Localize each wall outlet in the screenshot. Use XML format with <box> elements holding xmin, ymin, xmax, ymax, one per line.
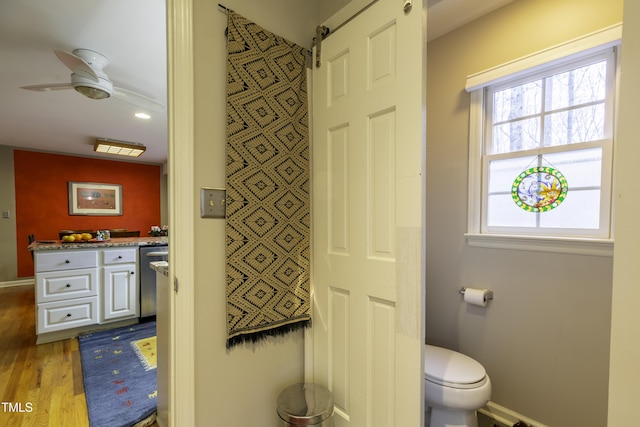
<box><xmin>200</xmin><ymin>188</ymin><xmax>226</xmax><ymax>218</ymax></box>
<box><xmin>1</xmin><ymin>210</ymin><xmax>10</xmax><ymax>219</ymax></box>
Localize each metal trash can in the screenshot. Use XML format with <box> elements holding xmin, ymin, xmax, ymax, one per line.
<box><xmin>277</xmin><ymin>383</ymin><xmax>334</xmax><ymax>426</ymax></box>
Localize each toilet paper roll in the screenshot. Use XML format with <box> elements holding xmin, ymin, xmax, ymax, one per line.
<box><xmin>464</xmin><ymin>288</ymin><xmax>489</xmax><ymax>307</ymax></box>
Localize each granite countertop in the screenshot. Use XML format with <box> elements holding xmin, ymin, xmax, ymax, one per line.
<box><xmin>150</xmin><ymin>260</ymin><xmax>169</xmax><ymax>276</ymax></box>
<box><xmin>28</xmin><ymin>236</ymin><xmax>168</xmax><ymax>251</ymax></box>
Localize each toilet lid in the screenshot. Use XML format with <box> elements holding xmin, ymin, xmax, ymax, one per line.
<box><xmin>424</xmin><ymin>345</ymin><xmax>487</xmax><ymax>388</ymax></box>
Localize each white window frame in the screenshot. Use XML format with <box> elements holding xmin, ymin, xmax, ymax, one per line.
<box><xmin>465</xmin><ymin>24</ymin><xmax>622</xmax><ymax>256</ymax></box>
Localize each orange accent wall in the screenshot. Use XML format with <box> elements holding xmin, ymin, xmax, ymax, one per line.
<box><xmin>14</xmin><ymin>150</ymin><xmax>162</xmax><ymax>277</ymax></box>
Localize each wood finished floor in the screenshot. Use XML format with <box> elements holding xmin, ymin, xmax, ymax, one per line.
<box><xmin>0</xmin><ymin>285</ymin><xmax>158</xmax><ymax>427</ymax></box>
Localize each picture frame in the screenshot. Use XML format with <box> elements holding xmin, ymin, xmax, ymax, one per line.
<box><xmin>68</xmin><ymin>182</ymin><xmax>123</xmax><ymax>216</ymax></box>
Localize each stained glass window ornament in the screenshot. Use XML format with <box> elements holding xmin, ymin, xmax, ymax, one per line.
<box><xmin>511</xmin><ymin>166</ymin><xmax>568</xmax><ymax>212</ymax></box>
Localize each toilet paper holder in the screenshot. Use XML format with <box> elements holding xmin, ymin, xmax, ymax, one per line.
<box><xmin>459</xmin><ymin>287</ymin><xmax>494</xmax><ymax>300</ymax></box>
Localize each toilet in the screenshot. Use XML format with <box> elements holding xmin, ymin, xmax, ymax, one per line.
<box><xmin>424</xmin><ymin>345</ymin><xmax>491</xmax><ymax>427</ymax></box>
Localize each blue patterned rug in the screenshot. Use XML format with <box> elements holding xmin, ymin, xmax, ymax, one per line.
<box><xmin>79</xmin><ymin>322</ymin><xmax>157</xmax><ymax>427</ymax></box>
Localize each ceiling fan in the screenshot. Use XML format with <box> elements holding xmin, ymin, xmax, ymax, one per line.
<box><xmin>21</xmin><ymin>48</ymin><xmax>165</xmax><ymax>112</ymax></box>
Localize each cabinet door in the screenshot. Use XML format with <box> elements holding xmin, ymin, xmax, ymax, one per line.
<box><xmin>102</xmin><ymin>264</ymin><xmax>138</xmax><ymax>321</ymax></box>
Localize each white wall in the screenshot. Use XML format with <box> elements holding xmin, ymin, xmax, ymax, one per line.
<box><xmin>608</xmin><ymin>0</ymin><xmax>640</xmax><ymax>424</ymax></box>
<box><xmin>191</xmin><ymin>1</ymin><xmax>321</xmax><ymax>425</ymax></box>
<box><xmin>426</xmin><ymin>0</ymin><xmax>622</xmax><ymax>425</ymax></box>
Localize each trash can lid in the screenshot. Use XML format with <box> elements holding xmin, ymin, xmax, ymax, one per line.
<box><xmin>277</xmin><ymin>383</ymin><xmax>334</xmax><ymax>425</ymax></box>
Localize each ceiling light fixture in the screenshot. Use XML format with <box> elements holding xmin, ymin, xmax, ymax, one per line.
<box><xmin>71</xmin><ymin>65</ymin><xmax>113</xmax><ymax>100</ymax></box>
<box><xmin>75</xmin><ymin>85</ymin><xmax>110</xmax><ymax>99</ymax></box>
<box><xmin>135</xmin><ymin>112</ymin><xmax>151</xmax><ymax>119</ymax></box>
<box><xmin>94</xmin><ymin>138</ymin><xmax>146</xmax><ymax>157</ymax></box>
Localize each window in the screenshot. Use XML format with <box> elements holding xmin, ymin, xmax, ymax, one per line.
<box><xmin>465</xmin><ymin>25</ymin><xmax>621</xmax><ymax>255</ymax></box>
<box><xmin>485</xmin><ymin>51</ymin><xmax>614</xmax><ymax>236</ymax></box>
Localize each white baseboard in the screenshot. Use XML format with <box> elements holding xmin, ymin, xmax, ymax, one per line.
<box><xmin>0</xmin><ymin>278</ymin><xmax>34</xmax><ymax>288</ymax></box>
<box><xmin>479</xmin><ymin>401</ymin><xmax>549</xmax><ymax>427</ymax></box>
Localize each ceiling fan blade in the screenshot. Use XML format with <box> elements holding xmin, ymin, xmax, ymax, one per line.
<box><xmin>21</xmin><ymin>83</ymin><xmax>74</xmax><ymax>92</ymax></box>
<box><xmin>54</xmin><ymin>49</ymin><xmax>98</xmax><ymax>81</ymax></box>
<box><xmin>112</xmin><ymin>87</ymin><xmax>166</xmax><ymax>112</ymax></box>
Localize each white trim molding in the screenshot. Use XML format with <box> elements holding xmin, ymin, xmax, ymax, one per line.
<box><xmin>465</xmin><ymin>233</ymin><xmax>614</xmax><ymax>257</ymax></box>
<box><xmin>0</xmin><ymin>278</ymin><xmax>34</xmax><ymax>288</ymax></box>
<box><xmin>466</xmin><ymin>89</ymin><xmax>483</xmax><ymax>234</ymax></box>
<box><xmin>479</xmin><ymin>401</ymin><xmax>550</xmax><ymax>427</ymax></box>
<box><xmin>166</xmin><ymin>0</ymin><xmax>196</xmax><ymax>425</ymax></box>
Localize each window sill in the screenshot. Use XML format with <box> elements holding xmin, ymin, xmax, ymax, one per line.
<box><xmin>464</xmin><ymin>233</ymin><xmax>614</xmax><ymax>257</ymax></box>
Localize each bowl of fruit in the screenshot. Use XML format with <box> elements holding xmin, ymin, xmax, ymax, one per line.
<box><xmin>61</xmin><ymin>233</ymin><xmax>94</xmax><ymax>243</ymax></box>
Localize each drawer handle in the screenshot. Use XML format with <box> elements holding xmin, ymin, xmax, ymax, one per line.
<box><xmin>66</xmin><ymin>283</ymin><xmax>71</xmax><ymax>288</ymax></box>
<box><xmin>118</xmin><ymin>255</ymin><xmax>123</xmax><ymax>259</ymax></box>
<box><xmin>65</xmin><ymin>260</ymin><xmax>70</xmax><ymax>264</ymax></box>
<box><xmin>66</xmin><ymin>313</ymin><xmax>72</xmax><ymax>318</ymax></box>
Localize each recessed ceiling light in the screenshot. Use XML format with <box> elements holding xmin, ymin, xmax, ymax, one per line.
<box><xmin>135</xmin><ymin>112</ymin><xmax>151</xmax><ymax>119</ymax></box>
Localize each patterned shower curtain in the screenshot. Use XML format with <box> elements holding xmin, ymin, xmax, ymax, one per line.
<box><xmin>225</xmin><ymin>12</ymin><xmax>310</xmax><ymax>348</ymax></box>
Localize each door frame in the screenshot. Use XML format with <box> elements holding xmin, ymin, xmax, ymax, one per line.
<box><xmin>166</xmin><ymin>0</ymin><xmax>196</xmax><ymax>425</ymax></box>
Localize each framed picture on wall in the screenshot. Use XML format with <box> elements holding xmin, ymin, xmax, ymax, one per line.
<box><xmin>68</xmin><ymin>182</ymin><xmax>123</xmax><ymax>216</ymax></box>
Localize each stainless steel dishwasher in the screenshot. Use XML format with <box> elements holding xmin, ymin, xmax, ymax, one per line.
<box><xmin>139</xmin><ymin>245</ymin><xmax>168</xmax><ymax>318</ymax></box>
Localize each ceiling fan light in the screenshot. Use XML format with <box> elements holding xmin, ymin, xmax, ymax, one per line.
<box><xmin>71</xmin><ymin>71</ymin><xmax>113</xmax><ymax>100</ymax></box>
<box><xmin>94</xmin><ymin>138</ymin><xmax>146</xmax><ymax>157</ymax></box>
<box><xmin>75</xmin><ymin>85</ymin><xmax>111</xmax><ymax>99</ymax></box>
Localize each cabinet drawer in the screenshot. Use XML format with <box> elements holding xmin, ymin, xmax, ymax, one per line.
<box><xmin>36</xmin><ymin>268</ymin><xmax>98</xmax><ymax>303</ymax></box>
<box><xmin>102</xmin><ymin>248</ymin><xmax>138</xmax><ymax>265</ymax></box>
<box><xmin>35</xmin><ymin>250</ymin><xmax>98</xmax><ymax>272</ymax></box>
<box><xmin>37</xmin><ymin>297</ymin><xmax>98</xmax><ymax>334</ymax></box>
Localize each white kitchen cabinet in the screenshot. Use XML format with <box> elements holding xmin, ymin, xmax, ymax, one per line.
<box><xmin>36</xmin><ymin>267</ymin><xmax>98</xmax><ymax>303</ymax></box>
<box><xmin>35</xmin><ymin>250</ymin><xmax>99</xmax><ymax>335</ymax></box>
<box><xmin>35</xmin><ymin>249</ymin><xmax>98</xmax><ymax>272</ymax></box>
<box><xmin>38</xmin><ymin>296</ymin><xmax>99</xmax><ymax>333</ymax></box>
<box><xmin>101</xmin><ymin>248</ymin><xmax>139</xmax><ymax>320</ymax></box>
<box><xmin>34</xmin><ymin>247</ymin><xmax>139</xmax><ymax>343</ymax></box>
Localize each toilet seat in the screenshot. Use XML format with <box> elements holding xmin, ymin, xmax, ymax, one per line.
<box><xmin>425</xmin><ymin>345</ymin><xmax>487</xmax><ymax>389</ymax></box>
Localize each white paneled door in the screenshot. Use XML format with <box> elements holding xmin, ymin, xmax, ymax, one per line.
<box><xmin>311</xmin><ymin>0</ymin><xmax>425</xmax><ymax>426</ymax></box>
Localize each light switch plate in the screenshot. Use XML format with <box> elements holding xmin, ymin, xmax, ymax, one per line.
<box><xmin>200</xmin><ymin>188</ymin><xmax>226</xmax><ymax>218</ymax></box>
